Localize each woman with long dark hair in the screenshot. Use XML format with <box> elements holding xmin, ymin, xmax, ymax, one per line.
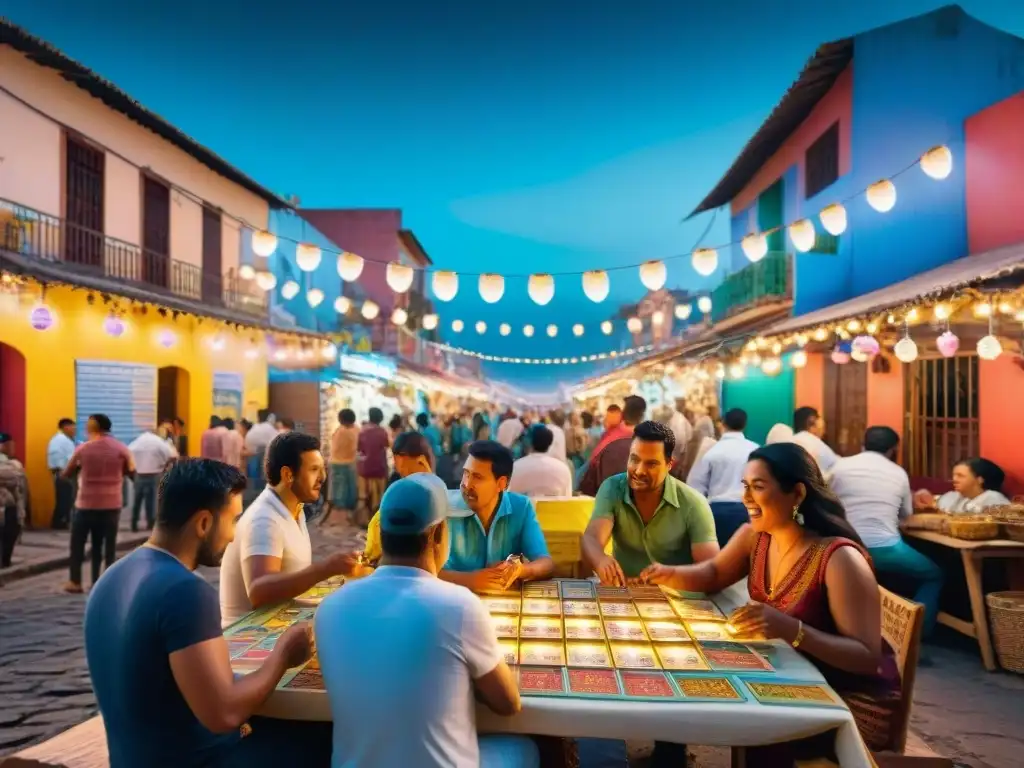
<box><xmin>641</xmin><ymin>442</ymin><xmax>900</xmax><ymax>759</ymax></box>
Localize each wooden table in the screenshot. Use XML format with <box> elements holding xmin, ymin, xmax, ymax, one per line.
<box><xmin>902</xmin><ymin>529</ymin><xmax>1024</xmax><ymax>671</ymax></box>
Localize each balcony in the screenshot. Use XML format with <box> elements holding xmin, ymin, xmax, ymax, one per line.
<box><xmin>0</xmin><ymin>198</ymin><xmax>267</xmax><ymax>319</ymax></box>
<box><xmin>710</xmin><ymin>250</ymin><xmax>792</xmax><ymax>324</ymax></box>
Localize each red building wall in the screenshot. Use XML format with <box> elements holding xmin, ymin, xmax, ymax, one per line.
<box><xmin>0</xmin><ymin>343</ymin><xmax>27</xmax><ymax>464</ymax></box>
<box><xmin>965</xmin><ymin>91</ymin><xmax>1024</xmax><ymax>254</ymax></box>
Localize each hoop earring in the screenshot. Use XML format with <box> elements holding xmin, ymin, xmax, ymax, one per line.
<box><xmin>792</xmin><ymin>505</ymin><xmax>805</xmax><ymax>526</ymax></box>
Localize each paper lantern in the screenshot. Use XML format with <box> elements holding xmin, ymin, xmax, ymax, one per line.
<box><xmin>361</xmin><ymin>300</ymin><xmax>380</xmax><ymax>320</ymax></box>
<box><xmin>866</xmin><ymin>180</ymin><xmax>897</xmax><ymax>213</ymax></box>
<box><xmin>626</xmin><ymin>317</ymin><xmax>642</xmax><ymax>333</ymax></box>
<box><xmin>851</xmin><ymin>349</ymin><xmax>869</xmax><ymax>363</ymax></box>
<box><xmin>422</xmin><ymin>313</ymin><xmax>438</xmax><ymax>330</ymax></box>
<box><xmin>790</xmin><ymin>350</ymin><xmax>808</xmax><ymax>369</ymax></box>
<box><xmin>675</xmin><ymin>303</ymin><xmax>692</xmax><ymax>320</ymax></box>
<box><xmin>157</xmin><ymin>329</ymin><xmax>177</xmax><ymax>348</ymax></box>
<box><xmin>894</xmin><ymin>336</ymin><xmax>918</xmax><ymax>363</ymax></box>
<box><xmin>601</xmin><ymin>320</ymin><xmax>613</xmax><ymax>335</ymax></box>
<box><xmin>546</xmin><ymin>324</ymin><xmax>558</xmax><ymax>338</ymax></box>
<box><xmin>920</xmin><ymin>145</ymin><xmax>953</xmax><ymax>180</ymax></box>
<box><xmin>741</xmin><ymin>233</ymin><xmax>768</xmax><ymax>263</ymax></box>
<box><xmin>851</xmin><ymin>335</ymin><xmax>880</xmax><ymax>357</ymax></box>
<box><xmin>761</xmin><ymin>357</ymin><xmax>783</xmax><ymax>376</ymax></box>
<box><xmin>29</xmin><ymin>303</ymin><xmax>54</xmax><ymax>331</ymax></box>
<box><xmin>831</xmin><ymin>347</ymin><xmax>850</xmax><ymax>365</ymax></box>
<box><xmin>651</xmin><ymin>310</ymin><xmax>665</xmax><ymax>327</ymax></box>
<box><xmin>432</xmin><ymin>271</ymin><xmax>458</xmax><ymax>302</ymax></box>
<box><xmin>937</xmin><ymin>330</ymin><xmax>960</xmax><ymax>358</ymax></box>
<box><xmin>391</xmin><ymin>307</ymin><xmax>408</xmax><ymax>326</ymax></box>
<box><xmin>691</xmin><ymin>248</ymin><xmax>718</xmax><ymax>277</ymax></box>
<box><xmin>697</xmin><ymin>296</ymin><xmax>712</xmax><ymax>314</ymax></box>
<box><xmin>386</xmin><ymin>262</ymin><xmax>415</xmax><ymax>293</ymax></box>
<box><xmin>977</xmin><ymin>335</ymin><xmax>1002</xmax><ymax>361</ymax></box>
<box><xmin>254</xmin><ymin>270</ymin><xmax>277</xmax><ymax>291</ymax></box>
<box><xmin>322</xmin><ymin>343</ymin><xmax>338</xmax><ymax>360</ymax></box>
<box><xmin>819</xmin><ymin>203</ymin><xmax>848</xmax><ymax>236</ymax></box>
<box><xmin>523</xmin><ymin>324</ymin><xmax>535</xmax><ymax>338</ymax></box>
<box><xmin>572</xmin><ymin>323</ymin><xmax>584</xmax><ymax>337</ymax></box>
<box><xmin>528</xmin><ymin>274</ymin><xmax>555</xmax><ymax>306</ymax></box>
<box><xmin>295</xmin><ymin>243</ymin><xmax>322</xmax><ymax>272</ymax></box>
<box><xmin>499</xmin><ymin>323</ymin><xmax>511</xmax><ymax>336</ymax></box>
<box><xmin>238</xmin><ymin>264</ymin><xmax>256</xmax><ymax>281</ymax></box>
<box><xmin>728</xmin><ymin>363</ymin><xmax>746</xmax><ymax>380</ymax></box>
<box><xmin>244</xmin><ymin>345</ymin><xmax>260</xmax><ymax>360</ymax></box>
<box><xmin>210</xmin><ymin>334</ymin><xmax>226</xmax><ymax>352</ymax></box>
<box><xmin>451</xmin><ymin>319</ymin><xmax>464</xmax><ymax>333</ymax></box>
<box><xmin>639</xmin><ymin>261</ymin><xmax>667</xmax><ymax>291</ymax></box>
<box><xmin>479</xmin><ymin>273</ymin><xmax>504</xmax><ymax>303</ymax></box>
<box><xmin>281</xmin><ymin>280</ymin><xmax>300</xmax><ymax>300</ymax></box>
<box><xmin>251</xmin><ymin>230</ymin><xmax>277</xmax><ymax>257</ymax></box>
<box><xmin>582</xmin><ymin>270</ymin><xmax>610</xmax><ymax>303</ymax></box>
<box><xmin>475</xmin><ymin>321</ymin><xmax>487</xmax><ymax>334</ymax></box>
<box><xmin>337</xmin><ymin>252</ymin><xmax>364</xmax><ymax>281</ymax></box>
<box><xmin>789</xmin><ymin>219</ymin><xmax>816</xmax><ymax>252</ymax></box>
<box><xmin>714</xmin><ymin>364</ymin><xmax>726</xmax><ymax>379</ymax></box>
<box><xmin>306</xmin><ymin>288</ymin><xmax>325</xmax><ymax>308</ymax></box>
<box><xmin>334</xmin><ymin>296</ymin><xmax>351</xmax><ymax>314</ymax></box>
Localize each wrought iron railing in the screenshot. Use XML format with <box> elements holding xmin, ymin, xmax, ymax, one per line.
<box><xmin>710</xmin><ymin>251</ymin><xmax>792</xmax><ymax>323</ymax></box>
<box><xmin>0</xmin><ymin>198</ymin><xmax>267</xmax><ymax>318</ymax></box>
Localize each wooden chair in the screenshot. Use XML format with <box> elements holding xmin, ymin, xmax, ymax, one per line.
<box><xmin>9</xmin><ymin>715</ymin><xmax>108</xmax><ymax>768</ymax></box>
<box><xmin>878</xmin><ymin>586</ymin><xmax>926</xmax><ymax>755</ymax></box>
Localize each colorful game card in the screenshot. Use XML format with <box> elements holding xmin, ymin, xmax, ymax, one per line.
<box><xmin>522</xmin><ymin>598</ymin><xmax>561</xmax><ymax>616</ymax></box>
<box><xmin>596</xmin><ymin>586</ymin><xmax>630</xmax><ymax>600</ymax></box>
<box><xmin>559</xmin><ymin>580</ymin><xmax>597</xmax><ymax>600</ymax></box>
<box><xmin>643</xmin><ymin>621</ymin><xmax>690</xmax><ymax>642</ymax></box>
<box><xmin>568</xmin><ymin>668</ymin><xmax>621</xmax><ymax>696</ymax></box>
<box><xmin>599</xmin><ymin>601</ymin><xmax>639</xmax><ymax>618</ymax></box>
<box><xmin>655</xmin><ymin>643</ymin><xmax>709</xmax><ymax>671</ymax></box>
<box><xmin>563</xmin><ymin>618</ymin><xmax>606</xmax><ymax>640</ymax></box>
<box><xmin>685</xmin><ymin>621</ymin><xmax>732</xmax><ymax>641</ymax></box>
<box><xmin>672</xmin><ymin>675</ymin><xmax>744</xmax><ymax>701</ymax></box>
<box><xmin>284</xmin><ymin>668</ymin><xmax>325</xmax><ymax>690</ymax></box>
<box><xmin>565</xmin><ymin>642</ymin><xmax>612</xmax><ymax>668</ymax></box>
<box><xmin>671</xmin><ymin>599</ymin><xmax>725</xmax><ymax>621</ymax></box>
<box><xmin>490</xmin><ymin>615</ymin><xmax>520</xmax><ymax>639</ymax></box>
<box><xmin>228</xmin><ymin>640</ymin><xmax>256</xmax><ymax>658</ymax></box>
<box><xmin>610</xmin><ymin>643</ymin><xmax>660</xmax><ymax>669</ymax></box>
<box><xmin>561</xmin><ymin>600</ymin><xmax>600</xmax><ymax>617</ymax></box>
<box><xmin>498</xmin><ymin>639</ymin><xmax>518</xmax><ymax>666</ymax></box>
<box><xmin>628</xmin><ymin>585</ymin><xmax>666</xmax><ymax>599</ymax></box>
<box><xmin>700</xmin><ymin>642</ymin><xmax>773</xmax><ymax>671</ymax></box>
<box><xmin>481</xmin><ymin>596</ymin><xmax>521</xmax><ymax>615</ymax></box>
<box><xmin>519</xmin><ymin>617</ymin><xmax>563</xmax><ymax>640</ymax></box>
<box><xmin>636</xmin><ymin>601</ymin><xmax>677</xmax><ymax>619</ymax></box>
<box><xmin>254</xmin><ymin>634</ymin><xmax>282</xmax><ymax>651</ymax></box>
<box><xmin>523</xmin><ymin>581</ymin><xmax>559</xmax><ymax>598</ymax></box>
<box><xmin>620</xmin><ymin>670</ymin><xmax>676</xmax><ymax>699</ymax></box>
<box><xmin>603</xmin><ymin>620</ymin><xmax>648</xmax><ymax>642</ymax></box>
<box><xmin>519</xmin><ymin>641</ymin><xmax>566</xmax><ymax>666</ymax></box>
<box><xmin>517</xmin><ymin>666</ymin><xmax>567</xmax><ymax>696</ymax></box>
<box><xmin>745</xmin><ymin>681</ymin><xmax>842</xmax><ymax>707</ymax></box>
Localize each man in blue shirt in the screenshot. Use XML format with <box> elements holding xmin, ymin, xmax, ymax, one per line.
<box><xmin>84</xmin><ymin>458</ymin><xmax>332</xmax><ymax>768</ymax></box>
<box><xmin>441</xmin><ymin>440</ymin><xmax>554</xmax><ymax>592</ymax></box>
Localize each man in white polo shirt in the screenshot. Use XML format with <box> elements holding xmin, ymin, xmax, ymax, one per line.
<box><xmin>220</xmin><ymin>431</ymin><xmax>360</xmax><ymax>628</ymax></box>
<box><xmin>316</xmin><ymin>473</ymin><xmax>539</xmax><ymax>768</ymax></box>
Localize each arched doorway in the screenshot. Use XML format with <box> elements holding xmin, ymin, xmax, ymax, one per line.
<box><xmin>158</xmin><ymin>365</ymin><xmax>190</xmax><ymax>454</ymax></box>
<box><xmin>0</xmin><ymin>343</ymin><xmax>27</xmax><ymax>464</ymax></box>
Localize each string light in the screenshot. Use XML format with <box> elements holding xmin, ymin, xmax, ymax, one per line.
<box><xmin>361</xmin><ymin>300</ymin><xmax>380</xmax><ymax>320</ymax></box>
<box><xmin>391</xmin><ymin>307</ymin><xmax>408</xmax><ymax>326</ymax></box>
<box><xmin>691</xmin><ymin>248</ymin><xmax>718</xmax><ymax>277</ymax></box>
<box><xmin>432</xmin><ymin>270</ymin><xmax>458</xmax><ymax>301</ymax></box>
<box><xmin>334</xmin><ymin>296</ymin><xmax>351</xmax><ymax>314</ymax></box>
<box><xmin>582</xmin><ymin>270</ymin><xmax>610</xmax><ymax>303</ymax></box>
<box><xmin>306</xmin><ymin>288</ymin><xmax>324</xmax><ymax>308</ymax></box>
<box><xmin>789</xmin><ymin>219</ymin><xmax>816</xmax><ymax>252</ymax></box>
<box><xmin>819</xmin><ymin>204</ymin><xmax>848</xmax><ymax>236</ymax></box>
<box><xmin>238</xmin><ymin>264</ymin><xmax>256</xmax><ymax>281</ymax></box>
<box><xmin>337</xmin><ymin>252</ymin><xmax>364</xmax><ymax>281</ymax></box>
<box><xmin>627</xmin><ymin>317</ymin><xmax>642</xmax><ymax>333</ymax></box>
<box><xmin>479</xmin><ymin>274</ymin><xmax>504</xmax><ymax>303</ymax></box>
<box><xmin>523</xmin><ymin>324</ymin><xmax>535</xmax><ymax>338</ymax></box>
<box><xmin>601</xmin><ymin>320</ymin><xmax>613</xmax><ymax>335</ymax></box>
<box><xmin>499</xmin><ymin>323</ymin><xmax>511</xmax><ymax>336</ymax></box>
<box><xmin>675</xmin><ymin>304</ymin><xmax>692</xmax><ymax>320</ymax></box>
<box><xmin>528</xmin><ymin>274</ymin><xmax>555</xmax><ymax>306</ymax></box>
<box><xmin>251</xmin><ymin>230</ymin><xmax>277</xmax><ymax>257</ymax></box>
<box><xmin>546</xmin><ymin>324</ymin><xmax>558</xmax><ymax>338</ymax></box>
<box><xmin>451</xmin><ymin>319</ymin><xmax>464</xmax><ymax>332</ymax></box>
<box><xmin>280</xmin><ymin>280</ymin><xmax>300</xmax><ymax>300</ymax></box>
<box><xmin>639</xmin><ymin>261</ymin><xmax>667</xmax><ymax>291</ymax></box>
<box><xmin>254</xmin><ymin>270</ymin><xmax>277</xmax><ymax>291</ymax></box>
<box><xmin>295</xmin><ymin>243</ymin><xmax>322</xmax><ymax>272</ymax></box>
<box><xmin>697</xmin><ymin>296</ymin><xmax>712</xmax><ymax>314</ymax></box>
<box><xmin>572</xmin><ymin>323</ymin><xmax>585</xmax><ymax>337</ymax></box>
<box><xmin>651</xmin><ymin>310</ymin><xmax>665</xmax><ymax>327</ymax></box>
<box><xmin>741</xmin><ymin>233</ymin><xmax>768</xmax><ymax>263</ymax></box>
<box><xmin>920</xmin><ymin>146</ymin><xmax>953</xmax><ymax>180</ymax></box>
<box><xmin>422</xmin><ymin>313</ymin><xmax>438</xmax><ymax>330</ymax></box>
<box><xmin>386</xmin><ymin>262</ymin><xmax>415</xmax><ymax>293</ymax></box>
<box><xmin>866</xmin><ymin>180</ymin><xmax>897</xmax><ymax>213</ymax></box>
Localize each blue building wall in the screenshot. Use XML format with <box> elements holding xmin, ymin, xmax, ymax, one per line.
<box><xmin>721</xmin><ymin>366</ymin><xmax>795</xmax><ymax>446</ymax></box>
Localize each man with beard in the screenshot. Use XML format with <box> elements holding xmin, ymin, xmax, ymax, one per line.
<box><xmin>219</xmin><ymin>431</ymin><xmax>360</xmax><ymax>628</ymax></box>
<box><xmin>84</xmin><ymin>459</ymin><xmax>332</xmax><ymax>767</ymax></box>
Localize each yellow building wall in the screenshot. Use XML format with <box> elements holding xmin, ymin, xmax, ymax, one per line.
<box><xmin>0</xmin><ymin>283</ymin><xmax>268</xmax><ymax>526</ymax></box>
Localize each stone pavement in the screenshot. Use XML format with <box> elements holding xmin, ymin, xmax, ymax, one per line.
<box><xmin>1</xmin><ymin>519</ymin><xmax>1023</xmax><ymax>765</ymax></box>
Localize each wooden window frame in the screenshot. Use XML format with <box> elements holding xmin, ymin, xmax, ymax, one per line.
<box><xmin>804</xmin><ymin>122</ymin><xmax>840</xmax><ymax>199</ymax></box>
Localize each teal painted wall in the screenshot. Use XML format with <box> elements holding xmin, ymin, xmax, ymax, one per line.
<box><xmin>721</xmin><ymin>367</ymin><xmax>795</xmax><ymax>445</ymax></box>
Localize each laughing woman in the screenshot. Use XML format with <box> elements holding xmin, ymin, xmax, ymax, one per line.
<box><xmin>641</xmin><ymin>442</ymin><xmax>900</xmax><ymax>762</ymax></box>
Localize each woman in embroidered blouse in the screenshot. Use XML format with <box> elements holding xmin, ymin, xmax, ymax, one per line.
<box><xmin>641</xmin><ymin>442</ymin><xmax>899</xmax><ymax>759</ymax></box>
<box><xmin>915</xmin><ymin>457</ymin><xmax>1010</xmax><ymax>514</ymax></box>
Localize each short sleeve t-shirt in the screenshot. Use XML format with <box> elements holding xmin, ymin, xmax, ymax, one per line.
<box><xmin>84</xmin><ymin>547</ymin><xmax>239</xmax><ymax>768</ymax></box>
<box><xmin>357</xmin><ymin>425</ymin><xmax>390</xmax><ymax>479</ymax></box>
<box><xmin>73</xmin><ymin>436</ymin><xmax>132</xmax><ymax>510</ymax></box>
<box><xmin>315</xmin><ymin>566</ymin><xmax>502</xmax><ymax>768</ymax></box>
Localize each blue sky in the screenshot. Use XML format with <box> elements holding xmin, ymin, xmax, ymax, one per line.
<box><xmin>4</xmin><ymin>0</ymin><xmax>1023</xmax><ymax>390</ymax></box>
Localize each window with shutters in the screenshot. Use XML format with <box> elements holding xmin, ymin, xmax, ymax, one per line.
<box><xmin>904</xmin><ymin>355</ymin><xmax>979</xmax><ymax>480</ymax></box>
<box><xmin>141</xmin><ymin>175</ymin><xmax>170</xmax><ymax>289</ymax></box>
<box><xmin>201</xmin><ymin>205</ymin><xmax>223</xmax><ymax>304</ymax></box>
<box><xmin>64</xmin><ymin>134</ymin><xmax>105</xmax><ymax>268</ymax></box>
<box><xmin>805</xmin><ymin>122</ymin><xmax>840</xmax><ymax>199</ymax></box>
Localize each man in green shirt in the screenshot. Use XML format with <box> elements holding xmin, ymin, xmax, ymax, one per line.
<box><xmin>582</xmin><ymin>420</ymin><xmax>720</xmax><ymax>584</ymax></box>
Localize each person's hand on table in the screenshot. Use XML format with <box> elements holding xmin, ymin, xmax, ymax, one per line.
<box><xmin>913</xmin><ymin>489</ymin><xmax>937</xmax><ymax>511</ymax></box>
<box><xmin>728</xmin><ymin>602</ymin><xmax>797</xmax><ymax>643</ymax></box>
<box><xmin>592</xmin><ymin>553</ymin><xmax>626</xmax><ymax>586</ymax></box>
<box><xmin>276</xmin><ymin>622</ymin><xmax>314</xmax><ymax>669</ymax></box>
<box><xmin>637</xmin><ymin>562</ymin><xmax>682</xmax><ymax>590</ymax></box>
<box><xmin>322</xmin><ymin>552</ymin><xmax>361</xmax><ymax>577</ymax></box>
<box><xmin>466</xmin><ymin>565</ymin><xmax>512</xmax><ymax>593</ymax></box>
<box><xmin>498</xmin><ymin>559</ymin><xmax>524</xmax><ymax>589</ymax></box>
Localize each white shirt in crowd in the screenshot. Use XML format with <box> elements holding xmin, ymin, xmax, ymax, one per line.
<box><xmin>546</xmin><ymin>424</ymin><xmax>567</xmax><ymax>462</ymax></box>
<box><xmin>316</xmin><ymin>566</ymin><xmax>502</xmax><ymax>768</ymax></box>
<box><xmin>127</xmin><ymin>431</ymin><xmax>178</xmax><ymax>474</ymax></box>
<box><xmin>826</xmin><ymin>451</ymin><xmax>913</xmax><ymax>548</ymax></box>
<box><xmin>686</xmin><ymin>432</ymin><xmax>760</xmax><ymax>503</ymax></box>
<box><xmin>46</xmin><ymin>432</ymin><xmax>76</xmax><ymax>471</ymax></box>
<box><xmin>509</xmin><ymin>452</ymin><xmax>573</xmax><ymax>498</ymax></box>
<box><xmin>667</xmin><ymin>410</ymin><xmax>693</xmax><ymax>461</ymax></box>
<box><xmin>937</xmin><ymin>489</ymin><xmax>1011</xmax><ymax>515</ymax></box>
<box><xmin>791</xmin><ymin>430</ymin><xmax>840</xmax><ymax>474</ymax></box>
<box><xmin>496</xmin><ymin>418</ymin><xmax>524</xmax><ymax>449</ymax></box>
<box><xmin>245</xmin><ymin>418</ymin><xmax>279</xmax><ymax>454</ymax></box>
<box><xmin>219</xmin><ymin>487</ymin><xmax>312</xmax><ymax>628</ymax></box>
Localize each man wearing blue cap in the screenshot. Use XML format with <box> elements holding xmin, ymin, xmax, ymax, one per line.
<box><xmin>316</xmin><ymin>474</ymin><xmax>538</xmax><ymax>768</ymax></box>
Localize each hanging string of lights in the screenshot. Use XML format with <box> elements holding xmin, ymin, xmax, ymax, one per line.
<box><xmin>421</xmin><ymin>337</ymin><xmax>659</xmax><ymax>366</ymax></box>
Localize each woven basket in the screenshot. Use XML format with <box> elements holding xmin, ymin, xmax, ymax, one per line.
<box><xmin>990</xmin><ymin>504</ymin><xmax>1024</xmax><ymax>524</ymax></box>
<box><xmin>1005</xmin><ymin>523</ymin><xmax>1024</xmax><ymax>544</ymax></box>
<box><xmin>902</xmin><ymin>513</ymin><xmax>950</xmax><ymax>532</ymax></box>
<box><xmin>946</xmin><ymin>516</ymin><xmax>1000</xmax><ymax>540</ymax></box>
<box><xmin>986</xmin><ymin>591</ymin><xmax>1024</xmax><ymax>674</ymax></box>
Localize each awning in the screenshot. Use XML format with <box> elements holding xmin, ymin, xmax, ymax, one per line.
<box><xmin>763</xmin><ymin>242</ymin><xmax>1024</xmax><ymax>336</ymax></box>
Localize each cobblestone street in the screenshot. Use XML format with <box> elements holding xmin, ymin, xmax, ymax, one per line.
<box><xmin>2</xmin><ymin>521</ymin><xmax>1024</xmax><ymax>765</ymax></box>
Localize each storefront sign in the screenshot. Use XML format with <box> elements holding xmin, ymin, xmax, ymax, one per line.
<box><xmin>213</xmin><ymin>371</ymin><xmax>244</xmax><ymax>420</ymax></box>
<box><xmin>340</xmin><ymin>353</ymin><xmax>395</xmax><ymax>380</ymax></box>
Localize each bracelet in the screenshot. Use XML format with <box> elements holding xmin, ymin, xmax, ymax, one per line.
<box><xmin>791</xmin><ymin>620</ymin><xmax>806</xmax><ymax>649</ymax></box>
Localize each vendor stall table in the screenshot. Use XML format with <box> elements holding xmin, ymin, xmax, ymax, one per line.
<box><xmin>533</xmin><ymin>496</ymin><xmax>596</xmax><ymax>577</ymax></box>
<box><xmin>225</xmin><ymin>579</ymin><xmax>875</xmax><ymax>767</ymax></box>
<box><xmin>902</xmin><ymin>529</ymin><xmax>1024</xmax><ymax>671</ymax></box>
